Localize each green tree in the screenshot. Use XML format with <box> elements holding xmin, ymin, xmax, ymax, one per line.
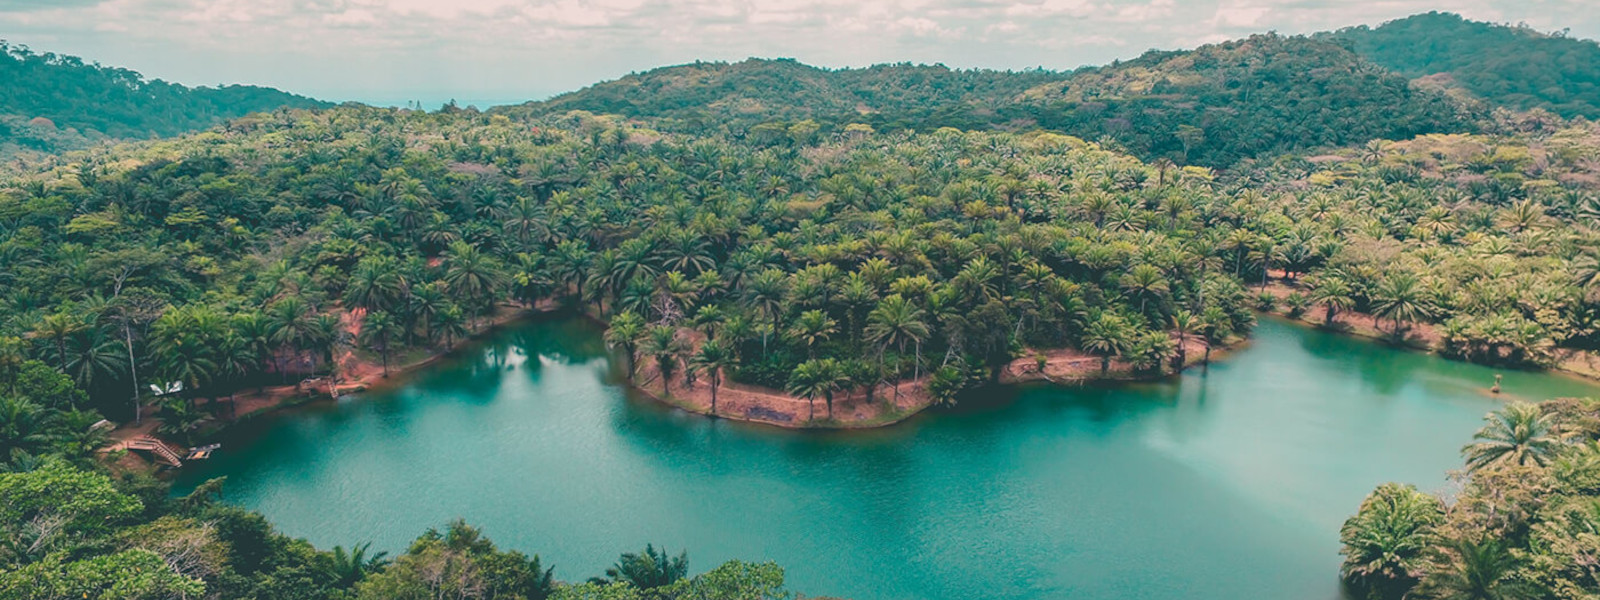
<box><xmin>1462</xmin><ymin>402</ymin><xmax>1564</xmax><ymax>472</ymax></box>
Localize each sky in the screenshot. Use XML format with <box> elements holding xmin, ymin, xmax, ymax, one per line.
<box><xmin>2</xmin><ymin>0</ymin><xmax>1598</xmax><ymax>108</ymax></box>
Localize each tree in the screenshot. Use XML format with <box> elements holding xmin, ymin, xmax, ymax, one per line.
<box><xmin>1412</xmin><ymin>538</ymin><xmax>1532</xmax><ymax>600</ymax></box>
<box><xmin>787</xmin><ymin>310</ymin><xmax>837</xmax><ymax>358</ymax></box>
<box><xmin>1311</xmin><ymin>277</ymin><xmax>1355</xmax><ymax>326</ymax></box>
<box><xmin>642</xmin><ymin>325</ymin><xmax>682</xmax><ymax>391</ymax></box>
<box><xmin>864</xmin><ymin>294</ymin><xmax>929</xmax><ymax>399</ymax></box>
<box><xmin>325</xmin><ymin>542</ymin><xmax>391</xmax><ymax>588</ymax></box>
<box><xmin>605</xmin><ymin>311</ymin><xmax>646</xmax><ymax>379</ymax></box>
<box><xmin>33</xmin><ymin>312</ymin><xmax>85</xmax><ymax>374</ymax></box>
<box><xmin>1462</xmin><ymin>402</ymin><xmax>1564</xmax><ymax>472</ymax></box>
<box><xmin>359</xmin><ymin>311</ymin><xmax>403</xmax><ymax>377</ymax></box>
<box><xmin>689</xmin><ymin>339</ymin><xmax>737</xmax><ymax>416</ymax></box>
<box><xmin>1200</xmin><ymin>306</ymin><xmax>1233</xmax><ymax>364</ymax></box>
<box><xmin>1081</xmin><ymin>314</ymin><xmax>1130</xmax><ymax>374</ymax></box>
<box><xmin>1339</xmin><ymin>483</ymin><xmax>1444</xmax><ymax>597</ymax></box>
<box><xmin>442</xmin><ymin>241</ymin><xmax>504</xmax><ymax>327</ymax></box>
<box><xmin>603</xmin><ymin>544</ymin><xmax>689</xmax><ymax>591</ymax></box>
<box><xmin>1169</xmin><ymin>309</ymin><xmax>1200</xmax><ymax>369</ymax></box>
<box><xmin>1372</xmin><ymin>273</ymin><xmax>1433</xmax><ymax>336</ymax></box>
<box><xmin>343</xmin><ymin>256</ymin><xmax>406</xmax><ymax>312</ymax></box>
<box><xmin>787</xmin><ymin>358</ymin><xmax>847</xmax><ymax>421</ymax></box>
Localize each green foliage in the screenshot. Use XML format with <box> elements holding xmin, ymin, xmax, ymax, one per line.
<box><xmin>1344</xmin><ymin>398</ymin><xmax>1600</xmax><ymax>600</ymax></box>
<box><xmin>0</xmin><ymin>42</ymin><xmax>327</xmax><ymax>158</ymax></box>
<box><xmin>505</xmin><ymin>34</ymin><xmax>1472</xmax><ymax>168</ymax></box>
<box><xmin>357</xmin><ymin>520</ymin><xmax>554</xmax><ymax>600</ymax></box>
<box><xmin>1328</xmin><ymin>12</ymin><xmax>1600</xmax><ymax>119</ymax></box>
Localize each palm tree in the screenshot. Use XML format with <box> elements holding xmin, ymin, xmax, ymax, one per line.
<box><xmin>1339</xmin><ymin>483</ymin><xmax>1444</xmax><ymax>596</ymax></box>
<box><xmin>151</xmin><ymin>306</ymin><xmax>223</xmax><ymax>407</ymax></box>
<box><xmin>1120</xmin><ymin>264</ymin><xmax>1170</xmax><ymax>315</ymax></box>
<box><xmin>1412</xmin><ymin>538</ymin><xmax>1532</xmax><ymax>600</ymax></box>
<box><xmin>359</xmin><ymin>311</ymin><xmax>403</xmax><ymax>377</ymax></box>
<box><xmin>1462</xmin><ymin>402</ymin><xmax>1564</xmax><ymax>471</ymax></box>
<box><xmin>0</xmin><ymin>397</ymin><xmax>54</xmax><ymax>460</ymax></box>
<box><xmin>1081</xmin><ymin>314</ymin><xmax>1129</xmax><ymax>374</ymax></box>
<box><xmin>33</xmin><ymin>312</ymin><xmax>85</xmax><ymax>372</ymax></box>
<box><xmin>268</xmin><ymin>296</ymin><xmax>315</xmax><ymax>380</ymax></box>
<box><xmin>1169</xmin><ymin>310</ymin><xmax>1200</xmax><ymax>369</ymax></box>
<box><xmin>689</xmin><ymin>339</ymin><xmax>737</xmax><ymax>416</ymax></box>
<box><xmin>864</xmin><ymin>294</ymin><xmax>929</xmax><ymax>399</ymax></box>
<box><xmin>406</xmin><ymin>282</ymin><xmax>448</xmax><ymax>346</ymax></box>
<box><xmin>1372</xmin><ymin>273</ymin><xmax>1433</xmax><ymax>336</ymax></box>
<box><xmin>787</xmin><ymin>358</ymin><xmax>847</xmax><ymax>421</ymax></box>
<box><xmin>1311</xmin><ymin>277</ymin><xmax>1355</xmax><ymax>326</ymax></box>
<box><xmin>433</xmin><ymin>305</ymin><xmax>470</xmax><ymax>348</ymax></box>
<box><xmin>63</xmin><ymin>327</ymin><xmax>127</xmax><ymax>394</ymax></box>
<box><xmin>343</xmin><ymin>256</ymin><xmax>405</xmax><ymax>312</ymax></box>
<box><xmin>442</xmin><ymin>241</ymin><xmax>504</xmax><ymax>327</ymax></box>
<box><xmin>642</xmin><ymin>325</ymin><xmax>682</xmax><ymax>391</ymax></box>
<box><xmin>742</xmin><ymin>269</ymin><xmax>789</xmax><ymax>353</ymax></box>
<box><xmin>326</xmin><ymin>542</ymin><xmax>391</xmax><ymax>588</ymax></box>
<box><xmin>310</xmin><ymin>314</ymin><xmax>350</xmax><ymax>397</ymax></box>
<box><xmin>1200</xmin><ymin>306</ymin><xmax>1233</xmax><ymax>364</ymax></box>
<box><xmin>604</xmin><ymin>311</ymin><xmax>646</xmax><ymax>378</ymax></box>
<box><xmin>603</xmin><ymin>544</ymin><xmax>688</xmax><ymax>591</ymax></box>
<box><xmin>788</xmin><ymin>310</ymin><xmax>837</xmax><ymax>358</ymax></box>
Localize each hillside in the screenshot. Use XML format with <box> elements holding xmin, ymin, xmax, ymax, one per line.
<box><xmin>514</xmin><ymin>58</ymin><xmax>1067</xmax><ymax>131</ymax></box>
<box><xmin>1014</xmin><ymin>34</ymin><xmax>1470</xmax><ymax>167</ymax></box>
<box><xmin>1327</xmin><ymin>11</ymin><xmax>1600</xmax><ymax>119</ymax></box>
<box><xmin>508</xmin><ymin>35</ymin><xmax>1473</xmax><ymax>167</ymax></box>
<box><xmin>0</xmin><ymin>41</ymin><xmax>329</xmax><ymax>157</ymax></box>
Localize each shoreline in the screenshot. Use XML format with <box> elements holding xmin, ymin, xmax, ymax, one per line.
<box><xmin>107</xmin><ymin>284</ymin><xmax>1600</xmax><ymax>470</ymax></box>
<box><xmin>102</xmin><ymin>302</ymin><xmax>558</xmax><ymax>473</ymax></box>
<box><xmin>622</xmin><ymin>332</ymin><xmax>1241</xmax><ymax>431</ymax></box>
<box><xmin>1257</xmin><ymin>277</ymin><xmax>1600</xmax><ymax>385</ymax></box>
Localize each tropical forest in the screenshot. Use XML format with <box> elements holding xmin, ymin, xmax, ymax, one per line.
<box><xmin>2</xmin><ymin>7</ymin><xmax>1600</xmax><ymax>600</ymax></box>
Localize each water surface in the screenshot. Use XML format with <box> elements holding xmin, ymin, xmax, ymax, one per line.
<box><xmin>176</xmin><ymin>316</ymin><xmax>1600</xmax><ymax>600</ymax></box>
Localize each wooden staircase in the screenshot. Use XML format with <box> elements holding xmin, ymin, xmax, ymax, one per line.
<box><xmin>126</xmin><ymin>436</ymin><xmax>184</xmax><ymax>467</ymax></box>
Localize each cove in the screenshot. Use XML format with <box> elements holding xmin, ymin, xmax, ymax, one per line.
<box><xmin>173</xmin><ymin>316</ymin><xmax>1600</xmax><ymax>600</ymax></box>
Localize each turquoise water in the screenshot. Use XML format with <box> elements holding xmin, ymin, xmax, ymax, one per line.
<box><xmin>174</xmin><ymin>316</ymin><xmax>1600</xmax><ymax>599</ymax></box>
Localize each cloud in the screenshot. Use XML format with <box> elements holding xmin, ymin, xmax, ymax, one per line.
<box><xmin>1</xmin><ymin>0</ymin><xmax>1596</xmax><ymax>105</ymax></box>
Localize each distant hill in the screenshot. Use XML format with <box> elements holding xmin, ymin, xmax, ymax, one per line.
<box><xmin>0</xmin><ymin>41</ymin><xmax>329</xmax><ymax>157</ymax></box>
<box><xmin>509</xmin><ymin>35</ymin><xmax>1471</xmax><ymax>167</ymax></box>
<box><xmin>1327</xmin><ymin>12</ymin><xmax>1600</xmax><ymax>119</ymax></box>
<box><xmin>519</xmin><ymin>58</ymin><xmax>1068</xmax><ymax>132</ymax></box>
<box><xmin>1010</xmin><ymin>34</ymin><xmax>1471</xmax><ymax>167</ymax></box>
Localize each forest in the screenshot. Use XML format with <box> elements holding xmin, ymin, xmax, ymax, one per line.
<box><xmin>2</xmin><ymin>9</ymin><xmax>1600</xmax><ymax>600</ymax></box>
<box><xmin>1328</xmin><ymin>12</ymin><xmax>1600</xmax><ymax>120</ymax></box>
<box><xmin>0</xmin><ymin>42</ymin><xmax>328</xmax><ymax>159</ymax></box>
<box><xmin>513</xmin><ymin>34</ymin><xmax>1471</xmax><ymax>168</ymax></box>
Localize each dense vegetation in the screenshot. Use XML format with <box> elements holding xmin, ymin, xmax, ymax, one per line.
<box><xmin>510</xmin><ymin>35</ymin><xmax>1471</xmax><ymax>168</ymax></box>
<box><xmin>2</xmin><ymin>12</ymin><xmax>1600</xmax><ymax>598</ymax></box>
<box><xmin>0</xmin><ymin>42</ymin><xmax>328</xmax><ymax>158</ymax></box>
<box><xmin>1340</xmin><ymin>398</ymin><xmax>1600</xmax><ymax>599</ymax></box>
<box><xmin>1329</xmin><ymin>12</ymin><xmax>1600</xmax><ymax>119</ymax></box>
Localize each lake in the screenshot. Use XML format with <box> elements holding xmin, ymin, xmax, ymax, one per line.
<box><xmin>174</xmin><ymin>316</ymin><xmax>1600</xmax><ymax>599</ymax></box>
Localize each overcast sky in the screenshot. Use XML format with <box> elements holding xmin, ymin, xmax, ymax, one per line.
<box><xmin>2</xmin><ymin>0</ymin><xmax>1597</xmax><ymax>107</ymax></box>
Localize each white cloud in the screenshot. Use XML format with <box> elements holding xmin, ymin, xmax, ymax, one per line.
<box><xmin>0</xmin><ymin>0</ymin><xmax>1595</xmax><ymax>105</ymax></box>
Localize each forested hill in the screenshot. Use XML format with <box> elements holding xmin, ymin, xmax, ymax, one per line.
<box><xmin>0</xmin><ymin>42</ymin><xmax>329</xmax><ymax>157</ymax></box>
<box><xmin>1016</xmin><ymin>34</ymin><xmax>1468</xmax><ymax>168</ymax></box>
<box><xmin>504</xmin><ymin>35</ymin><xmax>1472</xmax><ymax>168</ymax></box>
<box><xmin>1326</xmin><ymin>12</ymin><xmax>1600</xmax><ymax>119</ymax></box>
<box><xmin>516</xmin><ymin>58</ymin><xmax>1068</xmax><ymax>131</ymax></box>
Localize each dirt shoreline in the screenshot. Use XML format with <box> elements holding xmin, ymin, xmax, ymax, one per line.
<box><xmin>103</xmin><ymin>302</ymin><xmax>556</xmax><ymax>471</ymax></box>
<box><xmin>111</xmin><ymin>278</ymin><xmax>1600</xmax><ymax>467</ymax></box>
<box><xmin>624</xmin><ymin>333</ymin><xmax>1233</xmax><ymax>430</ymax></box>
<box><xmin>1257</xmin><ymin>276</ymin><xmax>1600</xmax><ymax>383</ymax></box>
